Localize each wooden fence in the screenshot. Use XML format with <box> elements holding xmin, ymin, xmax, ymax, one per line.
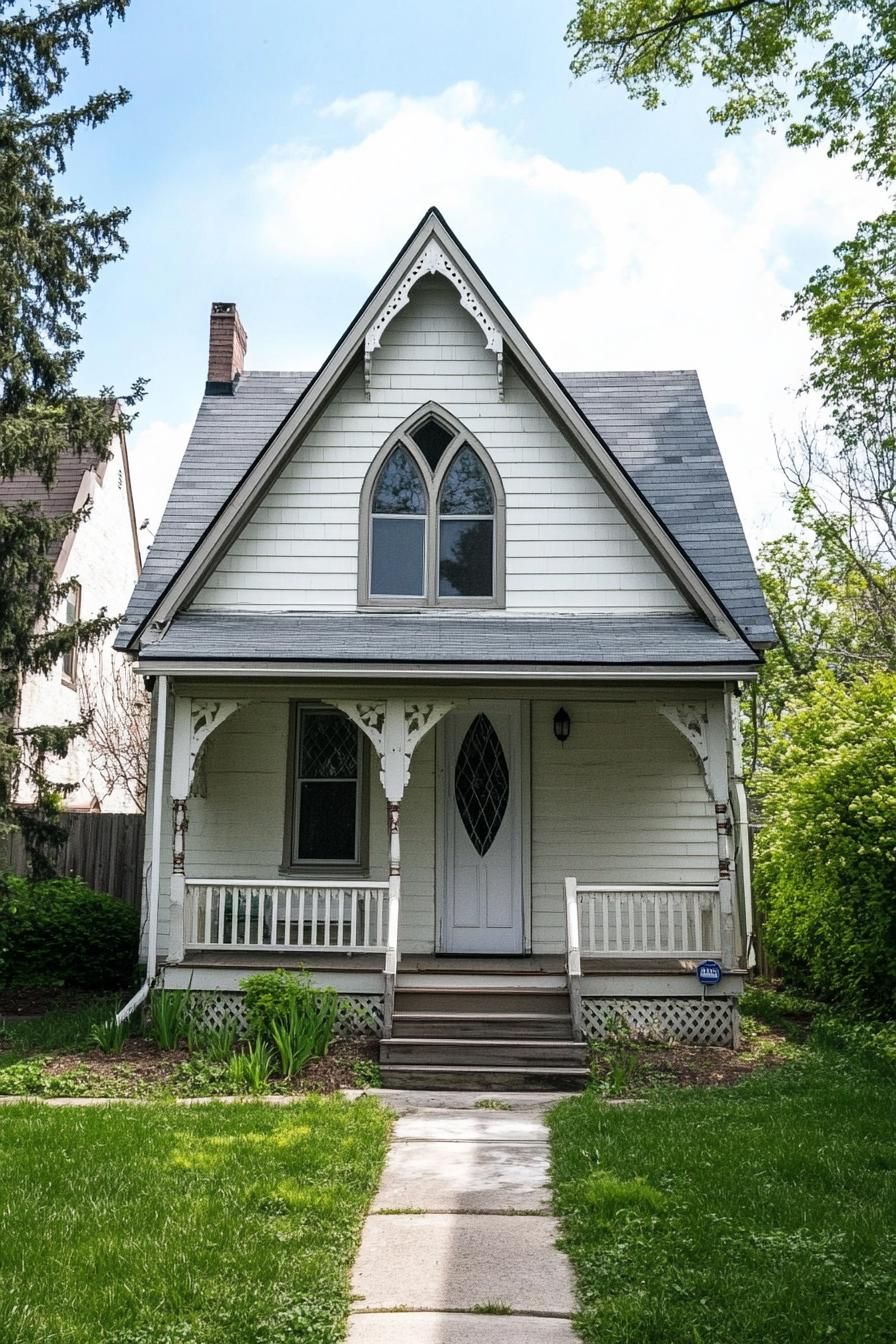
<box><xmin>0</xmin><ymin>812</ymin><xmax>145</xmax><ymax>911</ymax></box>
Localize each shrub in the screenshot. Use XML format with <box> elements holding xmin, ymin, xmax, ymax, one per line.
<box><xmin>241</xmin><ymin>968</ymin><xmax>304</xmax><ymax>1037</ymax></box>
<box><xmin>754</xmin><ymin>671</ymin><xmax>896</xmax><ymax>1015</ymax></box>
<box><xmin>0</xmin><ymin>875</ymin><xmax>138</xmax><ymax>991</ymax></box>
<box><xmin>241</xmin><ymin>968</ymin><xmax>339</xmax><ymax>1075</ymax></box>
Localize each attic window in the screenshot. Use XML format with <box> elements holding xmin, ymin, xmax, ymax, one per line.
<box><xmin>361</xmin><ymin>408</ymin><xmax>504</xmax><ymax>607</ymax></box>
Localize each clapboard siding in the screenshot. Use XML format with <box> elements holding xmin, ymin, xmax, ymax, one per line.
<box><xmin>147</xmin><ymin>690</ymin><xmax>716</xmax><ymax>962</ymax></box>
<box><xmin>530</xmin><ymin>700</ymin><xmax>716</xmax><ymax>952</ymax></box>
<box><xmin>194</xmin><ymin>276</ymin><xmax>688</xmax><ymax>614</ymax></box>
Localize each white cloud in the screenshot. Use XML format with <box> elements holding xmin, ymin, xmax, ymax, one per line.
<box><xmin>245</xmin><ymin>82</ymin><xmax>886</xmax><ymax>546</ymax></box>
<box><xmin>127</xmin><ymin>418</ymin><xmax>192</xmax><ymax>548</ymax></box>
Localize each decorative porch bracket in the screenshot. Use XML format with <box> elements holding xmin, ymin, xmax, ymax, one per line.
<box><xmin>363</xmin><ymin>239</ymin><xmax>504</xmax><ymax>401</ymax></box>
<box><xmin>168</xmin><ymin>696</ymin><xmax>247</xmax><ymax>964</ymax></box>
<box><xmin>658</xmin><ymin>701</ymin><xmax>736</xmax><ymax>970</ymax></box>
<box><xmin>328</xmin><ymin>698</ymin><xmax>454</xmax><ymax>1035</ymax></box>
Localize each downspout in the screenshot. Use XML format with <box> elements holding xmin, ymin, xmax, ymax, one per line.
<box><xmin>116</xmin><ymin>674</ymin><xmax>168</xmax><ymax>1024</ymax></box>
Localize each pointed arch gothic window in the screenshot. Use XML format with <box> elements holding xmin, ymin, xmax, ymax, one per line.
<box><xmin>361</xmin><ymin>408</ymin><xmax>505</xmax><ymax>606</ymax></box>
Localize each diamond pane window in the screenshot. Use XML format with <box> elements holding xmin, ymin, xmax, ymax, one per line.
<box><xmin>293</xmin><ymin>709</ymin><xmax>362</xmax><ymax>865</ymax></box>
<box><xmin>454</xmin><ymin>713</ymin><xmax>509</xmax><ymax>856</ymax></box>
<box><xmin>299</xmin><ymin>712</ymin><xmax>358</xmax><ymax>779</ymax></box>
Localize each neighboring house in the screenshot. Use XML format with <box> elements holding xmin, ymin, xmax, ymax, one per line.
<box><xmin>6</xmin><ymin>428</ymin><xmax>144</xmax><ymax>812</ymax></box>
<box><xmin>117</xmin><ymin>209</ymin><xmax>774</xmax><ymax>1088</ymax></box>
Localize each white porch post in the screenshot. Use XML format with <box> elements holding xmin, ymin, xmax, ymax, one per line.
<box><xmin>167</xmin><ymin>696</ymin><xmax>247</xmax><ymax>967</ymax></box>
<box><xmin>658</xmin><ymin>699</ymin><xmax>738</xmax><ymax>970</ymax></box>
<box><xmin>706</xmin><ymin>698</ymin><xmax>736</xmax><ymax>970</ymax></box>
<box><xmin>726</xmin><ymin>689</ymin><xmax>756</xmax><ymax>967</ymax></box>
<box><xmin>144</xmin><ymin>674</ymin><xmax>168</xmax><ymax>985</ymax></box>
<box><xmin>167</xmin><ymin>695</ymin><xmax>192</xmax><ymax>965</ymax></box>
<box><xmin>329</xmin><ymin>698</ymin><xmax>453</xmax><ymax>1035</ymax></box>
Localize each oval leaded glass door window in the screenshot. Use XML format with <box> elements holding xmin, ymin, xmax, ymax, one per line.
<box><xmin>454</xmin><ymin>713</ymin><xmax>509</xmax><ymax>856</ymax></box>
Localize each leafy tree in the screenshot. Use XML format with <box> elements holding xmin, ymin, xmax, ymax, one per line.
<box><xmin>565</xmin><ymin>0</ymin><xmax>896</xmax><ymax>184</ymax></box>
<box><xmin>747</xmin><ymin>483</ymin><xmax>896</xmax><ymax>772</ymax></box>
<box><xmin>565</xmin><ymin>1</ymin><xmax>896</xmax><ymax>555</ymax></box>
<box><xmin>753</xmin><ymin>670</ymin><xmax>896</xmax><ymax>1014</ymax></box>
<box><xmin>0</xmin><ymin>1</ymin><xmax>142</xmax><ymax>872</ymax></box>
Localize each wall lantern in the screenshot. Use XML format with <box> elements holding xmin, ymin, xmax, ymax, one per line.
<box><xmin>553</xmin><ymin>707</ymin><xmax>571</xmax><ymax>744</ymax></box>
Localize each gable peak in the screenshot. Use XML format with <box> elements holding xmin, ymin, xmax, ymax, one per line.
<box><xmin>363</xmin><ymin>228</ymin><xmax>504</xmax><ymax>401</ymax></box>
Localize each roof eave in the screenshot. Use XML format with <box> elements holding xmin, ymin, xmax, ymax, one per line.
<box><xmin>133</xmin><ymin>655</ymin><xmax>759</xmax><ymax>681</ymax></box>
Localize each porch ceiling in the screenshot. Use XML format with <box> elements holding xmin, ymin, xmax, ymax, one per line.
<box><xmin>138</xmin><ymin>609</ymin><xmax>757</xmax><ymax>672</ymax></box>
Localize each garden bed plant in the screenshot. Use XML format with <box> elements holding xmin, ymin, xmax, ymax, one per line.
<box><xmin>0</xmin><ymin>969</ymin><xmax>381</xmax><ymax>1099</ymax></box>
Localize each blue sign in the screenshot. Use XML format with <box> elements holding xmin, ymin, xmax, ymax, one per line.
<box><xmin>697</xmin><ymin>960</ymin><xmax>722</xmax><ymax>986</ymax></box>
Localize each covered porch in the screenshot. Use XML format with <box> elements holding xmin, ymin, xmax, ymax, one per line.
<box><xmin>148</xmin><ymin>680</ymin><xmax>751</xmax><ymax>1045</ymax></box>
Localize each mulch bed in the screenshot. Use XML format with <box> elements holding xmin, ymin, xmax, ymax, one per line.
<box><xmin>27</xmin><ymin>1035</ymin><xmax>377</xmax><ymax>1096</ymax></box>
<box><xmin>300</xmin><ymin>1038</ymin><xmax>378</xmax><ymax>1093</ymax></box>
<box><xmin>590</xmin><ymin>1030</ymin><xmax>791</xmax><ymax>1095</ymax></box>
<box><xmin>43</xmin><ymin>1038</ymin><xmax>190</xmax><ymax>1087</ymax></box>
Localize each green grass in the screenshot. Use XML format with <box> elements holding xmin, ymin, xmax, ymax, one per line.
<box><xmin>549</xmin><ymin>1033</ymin><xmax>896</xmax><ymax>1343</ymax></box>
<box><xmin>0</xmin><ymin>1095</ymin><xmax>391</xmax><ymax>1344</ymax></box>
<box><xmin>0</xmin><ymin>996</ymin><xmax>121</xmax><ymax>1063</ymax></box>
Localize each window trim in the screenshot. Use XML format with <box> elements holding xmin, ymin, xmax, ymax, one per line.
<box><xmin>358</xmin><ymin>402</ymin><xmax>506</xmax><ymax>610</ymax></box>
<box><xmin>61</xmin><ymin>582</ymin><xmax>81</xmax><ymax>688</ymax></box>
<box><xmin>281</xmin><ymin>703</ymin><xmax>370</xmax><ymax>875</ymax></box>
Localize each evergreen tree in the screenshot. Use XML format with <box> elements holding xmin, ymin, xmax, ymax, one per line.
<box><xmin>0</xmin><ymin>0</ymin><xmax>142</xmax><ymax>871</ymax></box>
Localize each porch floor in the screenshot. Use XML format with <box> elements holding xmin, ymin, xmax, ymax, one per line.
<box><xmin>177</xmin><ymin>950</ymin><xmax>718</xmax><ymax>975</ymax></box>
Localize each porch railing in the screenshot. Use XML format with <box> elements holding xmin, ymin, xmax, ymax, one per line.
<box><xmin>566</xmin><ymin>880</ymin><xmax>723</xmax><ymax>959</ymax></box>
<box><xmin>184</xmin><ymin>880</ymin><xmax>389</xmax><ymax>954</ymax></box>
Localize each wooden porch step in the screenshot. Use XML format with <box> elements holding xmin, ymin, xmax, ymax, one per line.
<box><xmin>391</xmin><ymin>1011</ymin><xmax>573</xmax><ymax>1040</ymax></box>
<box><xmin>380</xmin><ymin>1039</ymin><xmax>588</xmax><ymax>1067</ymax></box>
<box><xmin>394</xmin><ymin>987</ymin><xmax>570</xmax><ymax>1015</ymax></box>
<box><xmin>378</xmin><ymin>1064</ymin><xmax>589</xmax><ymax>1092</ymax></box>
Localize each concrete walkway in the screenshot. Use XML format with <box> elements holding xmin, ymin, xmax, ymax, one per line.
<box><xmin>346</xmin><ymin>1090</ymin><xmax>580</xmax><ymax>1342</ymax></box>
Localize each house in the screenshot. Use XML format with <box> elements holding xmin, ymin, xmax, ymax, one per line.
<box><xmin>6</xmin><ymin>427</ymin><xmax>144</xmax><ymax>813</ymax></box>
<box><xmin>116</xmin><ymin>209</ymin><xmax>773</xmax><ymax>1088</ymax></box>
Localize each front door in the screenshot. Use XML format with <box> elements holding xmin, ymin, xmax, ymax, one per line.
<box><xmin>438</xmin><ymin>701</ymin><xmax>524</xmax><ymax>953</ymax></box>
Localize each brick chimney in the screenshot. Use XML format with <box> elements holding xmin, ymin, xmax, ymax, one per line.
<box><xmin>206</xmin><ymin>301</ymin><xmax>247</xmax><ymax>393</ymax></box>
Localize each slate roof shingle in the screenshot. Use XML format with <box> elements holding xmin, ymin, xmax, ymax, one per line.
<box><xmin>138</xmin><ymin>609</ymin><xmax>757</xmax><ymax>668</ymax></box>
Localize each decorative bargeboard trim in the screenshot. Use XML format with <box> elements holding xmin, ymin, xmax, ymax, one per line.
<box><xmin>363</xmin><ymin>239</ymin><xmax>504</xmax><ymax>399</ymax></box>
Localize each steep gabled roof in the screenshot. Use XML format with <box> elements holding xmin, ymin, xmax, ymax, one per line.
<box><xmin>117</xmin><ymin>208</ymin><xmax>773</xmax><ymax>652</ymax></box>
<box><xmin>0</xmin><ymin>452</ymin><xmax>103</xmax><ymax>570</ymax></box>
<box><xmin>117</xmin><ymin>367</ymin><xmax>772</xmax><ymax>651</ymax></box>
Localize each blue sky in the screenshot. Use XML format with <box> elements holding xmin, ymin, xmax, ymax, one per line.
<box><xmin>63</xmin><ymin>1</ymin><xmax>884</xmax><ymax>542</ymax></box>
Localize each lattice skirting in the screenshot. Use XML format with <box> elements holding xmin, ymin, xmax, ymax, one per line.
<box><xmin>174</xmin><ymin>990</ymin><xmax>384</xmax><ymax>1040</ymax></box>
<box><xmin>582</xmin><ymin>996</ymin><xmax>737</xmax><ymax>1047</ymax></box>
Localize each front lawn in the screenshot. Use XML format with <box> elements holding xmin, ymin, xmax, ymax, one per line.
<box><xmin>549</xmin><ymin>1015</ymin><xmax>896</xmax><ymax>1343</ymax></box>
<box><xmin>0</xmin><ymin>1096</ymin><xmax>390</xmax><ymax>1344</ymax></box>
